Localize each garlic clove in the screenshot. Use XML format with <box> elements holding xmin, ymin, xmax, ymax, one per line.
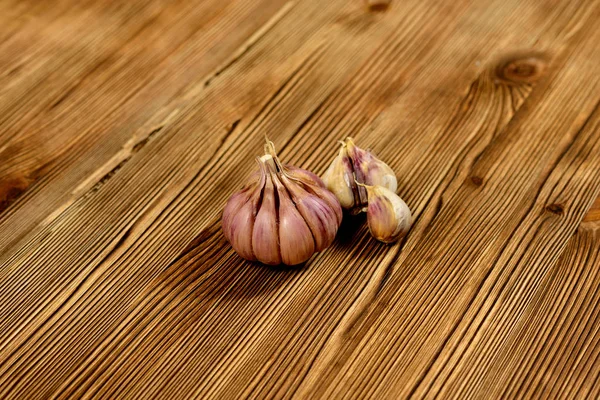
<box><xmin>284</xmin><ymin>165</ymin><xmax>325</xmax><ymax>188</ymax></box>
<box><xmin>252</xmin><ymin>172</ymin><xmax>281</xmax><ymax>265</ymax></box>
<box><xmin>222</xmin><ymin>168</ymin><xmax>266</xmax><ymax>261</ymax></box>
<box><xmin>222</xmin><ymin>188</ymin><xmax>256</xmax><ymax>260</ymax></box>
<box><xmin>281</xmin><ymin>175</ymin><xmax>339</xmax><ymax>251</ymax></box>
<box><xmin>322</xmin><ymin>143</ymin><xmax>357</xmax><ymax>209</ymax></box>
<box><xmin>307</xmin><ymin>184</ymin><xmax>343</xmax><ymax>225</ymax></box>
<box><xmin>345</xmin><ymin>137</ymin><xmax>398</xmax><ymax>194</ymax></box>
<box><xmin>363</xmin><ymin>184</ymin><xmax>412</xmax><ymax>243</ymax></box>
<box><xmin>227</xmin><ymin>199</ymin><xmax>258</xmax><ymax>260</ymax></box>
<box><xmin>222</xmin><ymin>186</ymin><xmax>252</xmax><ymax>241</ymax></box>
<box><xmin>274</xmin><ymin>176</ymin><xmax>316</xmax><ymax>265</ymax></box>
<box><xmin>322</xmin><ymin>137</ymin><xmax>399</xmax><ymax>214</ymax></box>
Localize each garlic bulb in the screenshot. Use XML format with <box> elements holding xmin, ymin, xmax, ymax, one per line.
<box><xmin>322</xmin><ymin>137</ymin><xmax>397</xmax><ymax>213</ymax></box>
<box><xmin>360</xmin><ymin>183</ymin><xmax>412</xmax><ymax>243</ymax></box>
<box><xmin>222</xmin><ymin>140</ymin><xmax>343</xmax><ymax>265</ymax></box>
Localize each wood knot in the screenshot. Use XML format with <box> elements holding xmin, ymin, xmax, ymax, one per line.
<box><xmin>470</xmin><ymin>176</ymin><xmax>483</xmax><ymax>186</ymax></box>
<box><xmin>0</xmin><ymin>176</ymin><xmax>31</xmax><ymax>213</ymax></box>
<box><xmin>365</xmin><ymin>0</ymin><xmax>391</xmax><ymax>12</ymax></box>
<box><xmin>495</xmin><ymin>53</ymin><xmax>546</xmax><ymax>85</ymax></box>
<box><xmin>545</xmin><ymin>203</ymin><xmax>564</xmax><ymax>216</ymax></box>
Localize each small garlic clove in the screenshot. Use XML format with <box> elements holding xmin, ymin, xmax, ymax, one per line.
<box><xmin>363</xmin><ymin>185</ymin><xmax>412</xmax><ymax>243</ymax></box>
<box><xmin>282</xmin><ymin>175</ymin><xmax>339</xmax><ymax>251</ymax></box>
<box><xmin>274</xmin><ymin>176</ymin><xmax>316</xmax><ymax>265</ymax></box>
<box><xmin>252</xmin><ymin>172</ymin><xmax>281</xmax><ymax>265</ymax></box>
<box><xmin>322</xmin><ymin>143</ymin><xmax>357</xmax><ymax>209</ymax></box>
<box><xmin>345</xmin><ymin>137</ymin><xmax>398</xmax><ymax>194</ymax></box>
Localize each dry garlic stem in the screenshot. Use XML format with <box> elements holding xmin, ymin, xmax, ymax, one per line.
<box><xmin>222</xmin><ymin>140</ymin><xmax>342</xmax><ymax>265</ymax></box>
<box><xmin>322</xmin><ymin>137</ymin><xmax>397</xmax><ymax>214</ymax></box>
<box><xmin>359</xmin><ymin>183</ymin><xmax>412</xmax><ymax>243</ymax></box>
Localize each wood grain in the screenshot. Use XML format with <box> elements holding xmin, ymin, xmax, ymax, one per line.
<box><xmin>583</xmin><ymin>196</ymin><xmax>600</xmax><ymax>222</ymax></box>
<box><xmin>0</xmin><ymin>0</ymin><xmax>599</xmax><ymax>398</ymax></box>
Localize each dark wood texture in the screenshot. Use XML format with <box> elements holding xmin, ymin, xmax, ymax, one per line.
<box><xmin>1</xmin><ymin>0</ymin><xmax>599</xmax><ymax>398</ymax></box>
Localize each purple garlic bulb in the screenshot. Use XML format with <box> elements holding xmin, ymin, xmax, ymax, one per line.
<box><xmin>222</xmin><ymin>140</ymin><xmax>342</xmax><ymax>265</ymax></box>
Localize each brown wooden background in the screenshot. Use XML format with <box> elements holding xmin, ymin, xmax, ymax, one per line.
<box><xmin>1</xmin><ymin>0</ymin><xmax>599</xmax><ymax>398</ymax></box>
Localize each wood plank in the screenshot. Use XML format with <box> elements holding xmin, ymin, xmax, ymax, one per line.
<box><xmin>0</xmin><ymin>0</ymin><xmax>599</xmax><ymax>398</ymax></box>
<box><xmin>0</xmin><ymin>0</ymin><xmax>162</xmax><ymax>144</ymax></box>
<box><xmin>471</xmin><ymin>223</ymin><xmax>600</xmax><ymax>399</ymax></box>
<box><xmin>0</xmin><ymin>0</ymin><xmax>165</xmax><ymax>214</ymax></box>
<box><xmin>0</xmin><ymin>0</ymin><xmax>290</xmax><ymax>254</ymax></box>
<box><xmin>305</xmin><ymin>6</ymin><xmax>600</xmax><ymax>397</ymax></box>
<box><xmin>409</xmin><ymin>108</ymin><xmax>600</xmax><ymax>399</ymax></box>
<box><xmin>583</xmin><ymin>195</ymin><xmax>600</xmax><ymax>222</ymax></box>
<box><xmin>0</xmin><ymin>0</ymin><xmax>366</xmax><ymax>396</ymax></box>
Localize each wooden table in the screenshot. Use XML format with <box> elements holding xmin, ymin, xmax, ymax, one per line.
<box><xmin>1</xmin><ymin>0</ymin><xmax>599</xmax><ymax>398</ymax></box>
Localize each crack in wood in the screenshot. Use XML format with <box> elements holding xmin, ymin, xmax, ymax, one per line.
<box><xmin>131</xmin><ymin>126</ymin><xmax>163</xmax><ymax>154</ymax></box>
<box><xmin>219</xmin><ymin>119</ymin><xmax>241</xmax><ymax>149</ymax></box>
<box><xmin>87</xmin><ymin>126</ymin><xmax>164</xmax><ymax>194</ymax></box>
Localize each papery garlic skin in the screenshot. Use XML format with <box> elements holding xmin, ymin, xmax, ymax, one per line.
<box><xmin>322</xmin><ymin>137</ymin><xmax>397</xmax><ymax>213</ymax></box>
<box><xmin>363</xmin><ymin>185</ymin><xmax>412</xmax><ymax>243</ymax></box>
<box><xmin>222</xmin><ymin>142</ymin><xmax>342</xmax><ymax>266</ymax></box>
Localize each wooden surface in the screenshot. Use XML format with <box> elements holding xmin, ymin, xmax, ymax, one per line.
<box><xmin>1</xmin><ymin>0</ymin><xmax>599</xmax><ymax>398</ymax></box>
